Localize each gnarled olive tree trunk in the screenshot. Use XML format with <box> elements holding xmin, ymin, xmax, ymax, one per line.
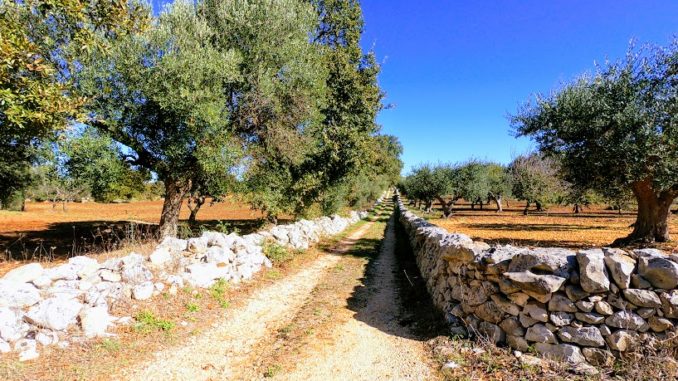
<box><xmin>491</xmin><ymin>194</ymin><xmax>503</xmax><ymax>212</ymax></box>
<box><xmin>619</xmin><ymin>181</ymin><xmax>676</xmax><ymax>244</ymax></box>
<box><xmin>187</xmin><ymin>194</ymin><xmax>206</xmax><ymax>224</ymax></box>
<box><xmin>436</xmin><ymin>196</ymin><xmax>458</xmax><ymax>218</ymax></box>
<box><xmin>158</xmin><ymin>177</ymin><xmax>192</xmax><ymax>238</ymax></box>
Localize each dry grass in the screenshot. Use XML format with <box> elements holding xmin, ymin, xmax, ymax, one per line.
<box><xmin>0</xmin><ymin>197</ymin><xmax>263</xmax><ymax>233</ymax></box>
<box><xmin>0</xmin><ymin>197</ymin><xmax>269</xmax><ymax>273</ymax></box>
<box><xmin>429</xmin><ymin>334</ymin><xmax>678</xmax><ymax>381</ymax></box>
<box><xmin>412</xmin><ymin>200</ymin><xmax>678</xmax><ymax>252</ymax></box>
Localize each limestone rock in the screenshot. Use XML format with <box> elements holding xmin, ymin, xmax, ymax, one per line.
<box><xmin>474</xmin><ymin>301</ymin><xmax>504</xmax><ymax>324</ymax></box>
<box><xmin>534</xmin><ymin>343</ymin><xmax>586</xmax><ymax>364</ymax></box>
<box><xmin>648</xmin><ymin>316</ymin><xmax>673</xmax><ymax>332</ymax></box>
<box><xmin>25</xmin><ymin>297</ymin><xmax>83</xmax><ymax>331</ymax></box>
<box><xmin>557</xmin><ymin>326</ymin><xmax>605</xmax><ymax>347</ymax></box>
<box><xmin>574</xmin><ymin>312</ymin><xmax>605</xmax><ymax>324</ymax></box>
<box><xmin>631</xmin><ymin>274</ymin><xmax>652</xmax><ymax>289</ymax></box>
<box><xmin>575</xmin><ymin>300</ymin><xmax>594</xmax><ymax>312</ymax></box>
<box><xmin>35</xmin><ymin>331</ymin><xmax>58</xmax><ymax>346</ymax></box>
<box><xmin>594</xmin><ymin>301</ymin><xmax>613</xmax><ymax>316</ymax></box>
<box><xmin>660</xmin><ymin>290</ymin><xmax>678</xmax><ymax>318</ymax></box>
<box><xmin>523</xmin><ymin>302</ymin><xmax>548</xmax><ymax>322</ymax></box>
<box><xmin>99</xmin><ymin>269</ymin><xmax>122</xmax><ymax>282</ymax></box>
<box><xmin>15</xmin><ymin>339</ymin><xmax>39</xmax><ymax>361</ymax></box>
<box><xmin>577</xmin><ymin>249</ymin><xmax>610</xmax><ymax>293</ymax></box>
<box><xmin>507</xmin><ymin>248</ymin><xmax>576</xmax><ymax>278</ymax></box>
<box><xmin>549</xmin><ymin>312</ymin><xmax>574</xmax><ymax>326</ymax></box>
<box><xmin>440</xmin><ymin>237</ymin><xmax>488</xmax><ymax>264</ymax></box>
<box><xmin>525</xmin><ymin>324</ymin><xmax>557</xmax><ymax>343</ymax></box>
<box><xmin>132</xmin><ymin>281</ymin><xmax>154</xmax><ymax>300</ymax></box>
<box><xmin>622</xmin><ymin>289</ymin><xmax>661</xmax><ymax>308</ymax></box>
<box><xmin>0</xmin><ymin>307</ymin><xmax>27</xmax><ymax>342</ymax></box>
<box><xmin>80</xmin><ymin>306</ymin><xmax>112</xmax><ymax>338</ymax></box>
<box><xmin>3</xmin><ymin>263</ymin><xmax>43</xmax><ymax>283</ymax></box>
<box><xmin>68</xmin><ymin>256</ymin><xmax>100</xmax><ymax>278</ymax></box>
<box><xmin>507</xmin><ymin>292</ymin><xmax>530</xmax><ymax>306</ymax></box>
<box><xmin>149</xmin><ymin>247</ymin><xmax>173</xmax><ymax>267</ymax></box>
<box><xmin>158</xmin><ymin>236</ymin><xmax>187</xmax><ymax>252</ymax></box>
<box><xmin>606</xmin><ymin>330</ymin><xmax>639</xmax><ymax>352</ymax></box>
<box><xmin>637</xmin><ymin>250</ymin><xmax>678</xmax><ymax>289</ymax></box>
<box><xmin>187</xmin><ymin>237</ymin><xmax>209</xmax><ymax>254</ymax></box>
<box><xmin>0</xmin><ymin>339</ymin><xmax>10</xmax><ymax>353</ymax></box>
<box><xmin>0</xmin><ymin>280</ymin><xmax>41</xmax><ymax>308</ymax></box>
<box><xmin>490</xmin><ymin>294</ymin><xmax>520</xmax><ymax>316</ymax></box>
<box><xmin>605</xmin><ymin>310</ymin><xmax>647</xmax><ymax>331</ymax></box>
<box><xmin>499</xmin><ymin>317</ymin><xmax>525</xmax><ymax>336</ymax></box>
<box><xmin>548</xmin><ymin>294</ymin><xmax>577</xmax><ymax>312</ymax></box>
<box><xmin>582</xmin><ymin>348</ymin><xmax>614</xmax><ymax>367</ymax></box>
<box><xmin>184</xmin><ymin>263</ymin><xmax>229</xmax><ymax>288</ymax></box>
<box><xmin>121</xmin><ymin>264</ymin><xmax>153</xmax><ymax>284</ymax></box>
<box><xmin>603</xmin><ymin>248</ymin><xmax>635</xmax><ymax>289</ymax></box>
<box><xmin>504</xmin><ymin>271</ymin><xmax>566</xmax><ymax>295</ymax></box>
<box><xmin>478</xmin><ymin>321</ymin><xmax>505</xmax><ymax>344</ymax></box>
<box><xmin>565</xmin><ymin>284</ymin><xmax>589</xmax><ymax>301</ymax></box>
<box><xmin>507</xmin><ymin>335</ymin><xmax>529</xmax><ymax>351</ymax></box>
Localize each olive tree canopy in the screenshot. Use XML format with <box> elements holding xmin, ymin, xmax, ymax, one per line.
<box><xmin>511</xmin><ymin>41</ymin><xmax>677</xmax><ymax>243</ymax></box>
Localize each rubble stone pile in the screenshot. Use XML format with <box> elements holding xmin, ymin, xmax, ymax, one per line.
<box><xmin>0</xmin><ymin>210</ymin><xmax>368</xmax><ymax>361</ymax></box>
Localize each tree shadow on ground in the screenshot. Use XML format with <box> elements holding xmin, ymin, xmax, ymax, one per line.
<box><xmin>339</xmin><ymin>206</ymin><xmax>449</xmax><ymax>342</ymax></box>
<box><xmin>0</xmin><ymin>218</ymin><xmax>273</xmax><ymax>263</ymax></box>
<box><xmin>461</xmin><ymin>223</ymin><xmax>609</xmax><ymax>232</ymax></box>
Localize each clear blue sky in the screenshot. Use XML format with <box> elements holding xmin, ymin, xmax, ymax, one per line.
<box><xmin>151</xmin><ymin>1</ymin><xmax>677</xmax><ymax>174</ymax></box>
<box><xmin>359</xmin><ymin>1</ymin><xmax>677</xmax><ymax>174</ymax></box>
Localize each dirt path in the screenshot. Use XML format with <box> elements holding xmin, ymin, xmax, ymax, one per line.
<box><xmin>269</xmin><ymin>214</ymin><xmax>437</xmax><ymax>381</ymax></box>
<box><xmin>119</xmin><ymin>202</ymin><xmax>440</xmax><ymax>381</ymax></box>
<box><xmin>119</xmin><ymin>221</ymin><xmax>377</xmax><ymax>381</ymax></box>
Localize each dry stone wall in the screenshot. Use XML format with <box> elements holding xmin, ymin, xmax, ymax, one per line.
<box><xmin>395</xmin><ymin>194</ymin><xmax>678</xmax><ymax>367</ymax></box>
<box><xmin>0</xmin><ymin>210</ymin><xmax>368</xmax><ymax>361</ymax></box>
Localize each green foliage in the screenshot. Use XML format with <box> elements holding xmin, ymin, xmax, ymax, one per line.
<box><xmin>185</xmin><ymin>302</ymin><xmax>199</xmax><ymax>313</ymax></box>
<box><xmin>209</xmin><ymin>279</ymin><xmax>230</xmax><ymax>308</ymax></box>
<box><xmin>62</xmin><ymin>129</ymin><xmax>148</xmax><ymax>202</ymax></box>
<box><xmin>508</xmin><ymin>153</ymin><xmax>564</xmax><ymax>211</ymax></box>
<box><xmin>403</xmin><ymin>160</ymin><xmax>512</xmax><ymax>214</ymax></box>
<box><xmin>133</xmin><ymin>311</ymin><xmax>175</xmax><ymax>333</ymax></box>
<box><xmin>0</xmin><ymin>0</ymin><xmax>149</xmax><ymax>205</ymax></box>
<box><xmin>511</xmin><ymin>40</ymin><xmax>677</xmax><ymax>241</ymax></box>
<box><xmin>511</xmin><ymin>41</ymin><xmax>678</xmax><ymax>198</ymax></box>
<box><xmin>263</xmin><ymin>241</ymin><xmax>291</xmax><ymax>264</ymax></box>
<box><xmin>80</xmin><ymin>0</ymin><xmax>329</xmax><ymax>235</ymax></box>
<box><xmin>97</xmin><ymin>338</ymin><xmax>121</xmax><ymax>353</ymax></box>
<box><xmin>456</xmin><ymin>160</ymin><xmax>491</xmax><ymax>205</ymax></box>
<box><xmin>245</xmin><ymin>0</ymin><xmax>399</xmax><ymax>220</ymax></box>
<box><xmin>25</xmin><ymin>143</ymin><xmax>89</xmax><ymax>203</ymax></box>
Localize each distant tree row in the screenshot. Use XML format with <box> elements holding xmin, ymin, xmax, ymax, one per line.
<box><xmin>512</xmin><ymin>40</ymin><xmax>677</xmax><ymax>244</ymax></box>
<box><xmin>402</xmin><ymin>155</ymin><xmax>549</xmax><ymax>215</ymax></box>
<box><xmin>0</xmin><ymin>0</ymin><xmax>402</xmax><ymax>235</ymax></box>
<box><xmin>400</xmin><ymin>153</ymin><xmax>636</xmax><ymax>218</ymax></box>
<box><xmin>404</xmin><ymin>39</ymin><xmax>676</xmax><ymax>244</ymax></box>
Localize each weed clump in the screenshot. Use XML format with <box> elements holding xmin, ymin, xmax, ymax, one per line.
<box><xmin>133</xmin><ymin>311</ymin><xmax>175</xmax><ymax>334</ymax></box>
<box><xmin>263</xmin><ymin>241</ymin><xmax>291</xmax><ymax>264</ymax></box>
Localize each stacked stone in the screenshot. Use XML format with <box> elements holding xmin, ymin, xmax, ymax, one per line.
<box><xmin>395</xmin><ymin>196</ymin><xmax>678</xmax><ymax>367</ymax></box>
<box><xmin>0</xmin><ymin>210</ymin><xmax>367</xmax><ymax>361</ymax></box>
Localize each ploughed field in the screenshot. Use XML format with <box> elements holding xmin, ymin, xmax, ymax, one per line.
<box><xmin>0</xmin><ymin>198</ymin><xmax>269</xmax><ymax>265</ymax></box>
<box><xmin>419</xmin><ymin>200</ymin><xmax>678</xmax><ymax>253</ymax></box>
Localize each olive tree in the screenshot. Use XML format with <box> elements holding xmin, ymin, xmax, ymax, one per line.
<box><xmin>511</xmin><ymin>41</ymin><xmax>678</xmax><ymax>243</ymax></box>
<box><xmin>508</xmin><ymin>153</ymin><xmax>564</xmax><ymax>215</ymax></box>
<box><xmin>403</xmin><ymin>164</ymin><xmax>459</xmax><ymax>216</ymax></box>
<box><xmin>485</xmin><ymin>163</ymin><xmax>512</xmax><ymax>212</ymax></box>
<box><xmin>81</xmin><ymin>0</ymin><xmax>324</xmax><ymax>236</ymax></box>
<box><xmin>0</xmin><ymin>0</ymin><xmax>148</xmax><ymax>207</ymax></box>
